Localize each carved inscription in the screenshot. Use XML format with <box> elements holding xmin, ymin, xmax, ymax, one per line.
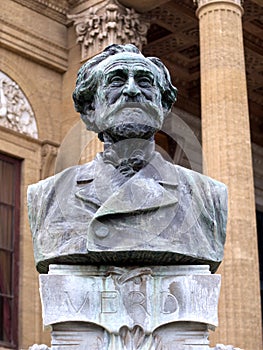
<box><xmin>62</xmin><ymin>289</ymin><xmax>179</xmax><ymax>318</ymax></box>
<box><xmin>40</xmin><ymin>266</ymin><xmax>221</xmax><ymax>333</ymax></box>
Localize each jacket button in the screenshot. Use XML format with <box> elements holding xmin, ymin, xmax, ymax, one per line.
<box><xmin>94</xmin><ymin>225</ymin><xmax>109</xmax><ymax>238</ymax></box>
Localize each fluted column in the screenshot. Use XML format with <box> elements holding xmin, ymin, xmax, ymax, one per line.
<box><xmin>195</xmin><ymin>1</ymin><xmax>262</xmax><ymax>349</ymax></box>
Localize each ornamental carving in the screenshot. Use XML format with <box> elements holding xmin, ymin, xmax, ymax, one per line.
<box><xmin>119</xmin><ymin>325</ymin><xmax>147</xmax><ymax>350</ymax></box>
<box><xmin>0</xmin><ymin>71</ymin><xmax>38</xmax><ymax>138</ymax></box>
<box><xmin>67</xmin><ymin>0</ymin><xmax>150</xmax><ymax>61</ymax></box>
<box><xmin>41</xmin><ymin>142</ymin><xmax>59</xmax><ymax>179</ymax></box>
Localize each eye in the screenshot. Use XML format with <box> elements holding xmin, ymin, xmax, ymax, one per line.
<box><xmin>108</xmin><ymin>75</ymin><xmax>126</xmax><ymax>87</ymax></box>
<box><xmin>136</xmin><ymin>76</ymin><xmax>153</xmax><ymax>88</ymax></box>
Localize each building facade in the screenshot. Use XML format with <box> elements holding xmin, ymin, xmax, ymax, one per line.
<box><xmin>0</xmin><ymin>0</ymin><xmax>262</xmax><ymax>349</ymax></box>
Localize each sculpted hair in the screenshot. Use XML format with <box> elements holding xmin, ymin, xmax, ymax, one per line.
<box><xmin>72</xmin><ymin>44</ymin><xmax>177</xmax><ymax>130</ymax></box>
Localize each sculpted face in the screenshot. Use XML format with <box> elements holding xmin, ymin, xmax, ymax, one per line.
<box><xmin>93</xmin><ymin>52</ymin><xmax>164</xmax><ymax>139</ymax></box>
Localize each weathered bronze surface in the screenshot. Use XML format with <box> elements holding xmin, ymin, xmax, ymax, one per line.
<box><xmin>28</xmin><ymin>44</ymin><xmax>227</xmax><ymax>273</ymax></box>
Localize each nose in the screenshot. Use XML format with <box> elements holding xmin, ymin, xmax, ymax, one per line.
<box><xmin>123</xmin><ymin>77</ymin><xmax>141</xmax><ymax>97</ymax></box>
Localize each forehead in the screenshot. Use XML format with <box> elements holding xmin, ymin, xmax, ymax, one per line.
<box><xmin>98</xmin><ymin>53</ymin><xmax>159</xmax><ymax>76</ymax></box>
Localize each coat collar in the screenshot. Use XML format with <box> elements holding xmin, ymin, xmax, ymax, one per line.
<box><xmin>75</xmin><ymin>152</ymin><xmax>178</xmax><ymax>215</ymax></box>
<box><xmin>76</xmin><ymin>152</ymin><xmax>178</xmax><ymax>185</ymax></box>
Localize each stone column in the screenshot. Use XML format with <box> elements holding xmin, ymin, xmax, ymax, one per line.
<box><xmin>64</xmin><ymin>0</ymin><xmax>150</xmax><ymax>164</ymax></box>
<box><xmin>195</xmin><ymin>1</ymin><xmax>262</xmax><ymax>349</ymax></box>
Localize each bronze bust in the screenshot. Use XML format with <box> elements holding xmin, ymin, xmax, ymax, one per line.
<box><xmin>28</xmin><ymin>44</ymin><xmax>227</xmax><ymax>273</ymax></box>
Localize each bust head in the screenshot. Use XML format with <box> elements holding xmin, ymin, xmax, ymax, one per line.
<box><xmin>73</xmin><ymin>44</ymin><xmax>177</xmax><ymax>141</ymax></box>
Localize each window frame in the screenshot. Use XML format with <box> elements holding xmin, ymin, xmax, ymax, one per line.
<box><xmin>0</xmin><ymin>152</ymin><xmax>21</xmax><ymax>349</ymax></box>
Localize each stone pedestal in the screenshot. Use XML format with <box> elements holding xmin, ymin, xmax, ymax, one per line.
<box><xmin>39</xmin><ymin>265</ymin><xmax>221</xmax><ymax>349</ymax></box>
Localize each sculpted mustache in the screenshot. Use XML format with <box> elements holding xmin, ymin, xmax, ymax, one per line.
<box><xmin>103</xmin><ymin>100</ymin><xmax>161</xmax><ymax>119</ymax></box>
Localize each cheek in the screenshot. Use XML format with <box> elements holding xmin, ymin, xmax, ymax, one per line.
<box><xmin>141</xmin><ymin>90</ymin><xmax>153</xmax><ymax>101</ymax></box>
<box><xmin>142</xmin><ymin>88</ymin><xmax>162</xmax><ymax>104</ymax></box>
<box><xmin>105</xmin><ymin>87</ymin><xmax>123</xmax><ymax>105</ymax></box>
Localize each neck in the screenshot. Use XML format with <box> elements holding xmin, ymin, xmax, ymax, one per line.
<box><xmin>101</xmin><ymin>132</ymin><xmax>155</xmax><ymax>169</ymax></box>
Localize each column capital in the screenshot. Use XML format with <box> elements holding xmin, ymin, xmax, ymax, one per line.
<box><xmin>67</xmin><ymin>0</ymin><xmax>150</xmax><ymax>61</ymax></box>
<box><xmin>194</xmin><ymin>0</ymin><xmax>244</xmax><ymax>17</ymax></box>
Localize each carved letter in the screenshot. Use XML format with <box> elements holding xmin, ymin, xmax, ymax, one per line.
<box><xmin>160</xmin><ymin>292</ymin><xmax>179</xmax><ymax>314</ymax></box>
<box><xmin>101</xmin><ymin>291</ymin><xmax>118</xmax><ymax>313</ymax></box>
<box><xmin>64</xmin><ymin>291</ymin><xmax>89</xmax><ymax>313</ymax></box>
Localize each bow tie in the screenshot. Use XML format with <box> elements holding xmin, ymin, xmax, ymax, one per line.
<box><xmin>115</xmin><ymin>156</ymin><xmax>147</xmax><ymax>177</ymax></box>
<box><xmin>102</xmin><ymin>141</ymin><xmax>155</xmax><ymax>178</ymax></box>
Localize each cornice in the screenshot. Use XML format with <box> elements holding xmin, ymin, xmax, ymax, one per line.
<box><xmin>12</xmin><ymin>0</ymin><xmax>68</xmax><ymax>24</ymax></box>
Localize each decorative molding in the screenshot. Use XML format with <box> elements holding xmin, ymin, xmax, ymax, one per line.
<box><xmin>12</xmin><ymin>0</ymin><xmax>68</xmax><ymax>24</ymax></box>
<box><xmin>0</xmin><ymin>71</ymin><xmax>38</xmax><ymax>138</ymax></box>
<box><xmin>67</xmin><ymin>0</ymin><xmax>150</xmax><ymax>61</ymax></box>
<box><xmin>41</xmin><ymin>142</ymin><xmax>59</xmax><ymax>179</ymax></box>
<box><xmin>119</xmin><ymin>325</ymin><xmax>147</xmax><ymax>349</ymax></box>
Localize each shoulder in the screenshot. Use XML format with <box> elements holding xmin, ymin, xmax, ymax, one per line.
<box><xmin>171</xmin><ymin>163</ymin><xmax>228</xmax><ymax>224</ymax></box>
<box><xmin>27</xmin><ymin>160</ymin><xmax>97</xmax><ymax>210</ymax></box>
<box><xmin>28</xmin><ymin>161</ymin><xmax>95</xmax><ymax>194</ymax></box>
<box><xmin>27</xmin><ymin>160</ymin><xmax>97</xmax><ymax>235</ymax></box>
<box><xmin>157</xmin><ymin>154</ymin><xmax>227</xmax><ymax>204</ymax></box>
<box><xmin>170</xmin><ymin>161</ymin><xmax>227</xmax><ymax>192</ymax></box>
<box><xmin>172</xmin><ymin>162</ymin><xmax>223</xmax><ymax>185</ymax></box>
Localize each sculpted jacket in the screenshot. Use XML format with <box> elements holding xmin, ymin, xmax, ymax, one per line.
<box><xmin>27</xmin><ymin>152</ymin><xmax>227</xmax><ymax>273</ymax></box>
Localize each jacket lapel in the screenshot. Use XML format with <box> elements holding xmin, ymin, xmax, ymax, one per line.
<box><xmin>75</xmin><ymin>152</ymin><xmax>178</xmax><ymax>217</ymax></box>
<box><xmin>75</xmin><ymin>155</ymin><xmax>127</xmax><ymax>208</ymax></box>
<box><xmin>93</xmin><ymin>152</ymin><xmax>179</xmax><ymax>218</ymax></box>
